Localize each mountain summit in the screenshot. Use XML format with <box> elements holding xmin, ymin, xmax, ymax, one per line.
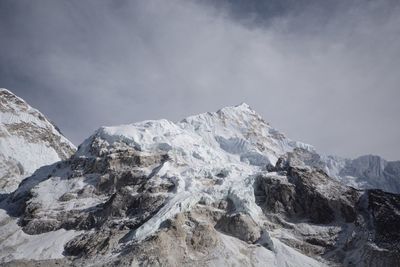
<box><xmin>0</xmin><ymin>90</ymin><xmax>399</xmax><ymax>266</ymax></box>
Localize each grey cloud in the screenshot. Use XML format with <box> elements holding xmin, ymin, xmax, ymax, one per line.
<box><xmin>0</xmin><ymin>0</ymin><xmax>399</xmax><ymax>160</ymax></box>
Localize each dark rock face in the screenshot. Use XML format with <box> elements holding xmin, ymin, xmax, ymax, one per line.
<box><xmin>367</xmin><ymin>190</ymin><xmax>400</xmax><ymax>249</ymax></box>
<box><xmin>291</xmin><ymin>168</ymin><xmax>360</xmax><ymax>224</ymax></box>
<box><xmin>94</xmin><ymin>189</ymin><xmax>168</xmax><ymax>230</ymax></box>
<box><xmin>64</xmin><ymin>229</ymin><xmax>116</xmax><ymax>257</ymax></box>
<box><xmin>255</xmin><ymin>166</ymin><xmax>358</xmax><ymax>224</ymax></box>
<box><xmin>16</xmin><ymin>138</ymin><xmax>172</xmax><ymax>236</ymax></box>
<box><xmin>288</xmin><ymin>168</ymin><xmax>337</xmax><ymax>224</ymax></box>
<box><xmin>215</xmin><ymin>213</ymin><xmax>261</xmax><ymax>243</ymax></box>
<box><xmin>112</xmin><ymin>211</ymin><xmax>220</xmax><ymax>267</ymax></box>
<box><xmin>254</xmin><ymin>153</ymin><xmax>400</xmax><ymax>267</ymax></box>
<box><xmin>340</xmin><ymin>189</ymin><xmax>400</xmax><ymax>267</ymax></box>
<box><xmin>254</xmin><ymin>175</ymin><xmax>296</xmax><ymax>215</ymax></box>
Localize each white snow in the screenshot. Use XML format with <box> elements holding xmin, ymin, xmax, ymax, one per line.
<box><xmin>207</xmin><ymin>233</ymin><xmax>324</xmax><ymax>267</ymax></box>
<box><xmin>0</xmin><ymin>136</ymin><xmax>61</xmax><ymax>177</ymax></box>
<box><xmin>0</xmin><ymin>210</ymin><xmax>81</xmax><ymax>263</ymax></box>
<box><xmin>0</xmin><ymin>88</ymin><xmax>76</xmax><ymax>193</ymax></box>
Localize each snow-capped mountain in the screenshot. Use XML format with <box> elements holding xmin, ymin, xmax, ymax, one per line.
<box><xmin>0</xmin><ymin>89</ymin><xmax>76</xmax><ymax>193</ymax></box>
<box><xmin>334</xmin><ymin>155</ymin><xmax>400</xmax><ymax>193</ymax></box>
<box><xmin>0</xmin><ymin>90</ymin><xmax>399</xmax><ymax>266</ymax></box>
<box><xmin>282</xmin><ymin>147</ymin><xmax>400</xmax><ymax>194</ymax></box>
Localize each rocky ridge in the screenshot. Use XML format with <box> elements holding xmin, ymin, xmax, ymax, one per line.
<box><xmin>0</xmin><ymin>88</ymin><xmax>76</xmax><ymax>193</ymax></box>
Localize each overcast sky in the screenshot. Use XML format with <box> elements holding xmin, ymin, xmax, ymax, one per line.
<box><xmin>1</xmin><ymin>0</ymin><xmax>399</xmax><ymax>160</ymax></box>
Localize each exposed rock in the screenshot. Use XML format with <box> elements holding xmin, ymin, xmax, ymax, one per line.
<box><xmin>215</xmin><ymin>212</ymin><xmax>261</xmax><ymax>243</ymax></box>
<box><xmin>18</xmin><ymin>145</ymin><xmax>171</xmax><ymax>235</ymax></box>
<box><xmin>254</xmin><ymin>154</ymin><xmax>400</xmax><ymax>266</ymax></box>
<box><xmin>367</xmin><ymin>190</ymin><xmax>400</xmax><ymax>250</ymax></box>
<box><xmin>256</xmin><ymin>164</ymin><xmax>359</xmax><ymax>224</ymax></box>
<box><xmin>64</xmin><ymin>229</ymin><xmax>123</xmax><ymax>257</ymax></box>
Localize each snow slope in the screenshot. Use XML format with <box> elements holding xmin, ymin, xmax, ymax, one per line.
<box><xmin>0</xmin><ymin>88</ymin><xmax>76</xmax><ymax>193</ymax></box>
<box><xmin>0</xmin><ymin>209</ymin><xmax>81</xmax><ymax>262</ymax></box>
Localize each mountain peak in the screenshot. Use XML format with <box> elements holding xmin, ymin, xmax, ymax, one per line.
<box><xmin>0</xmin><ymin>88</ymin><xmax>29</xmax><ymax>110</ymax></box>
<box><xmin>231</xmin><ymin>102</ymin><xmax>252</xmax><ymax>111</ymax></box>
<box><xmin>217</xmin><ymin>102</ymin><xmax>256</xmax><ymax>116</ymax></box>
<box><xmin>0</xmin><ymin>88</ymin><xmax>76</xmax><ymax>193</ymax></box>
<box><xmin>0</xmin><ymin>88</ymin><xmax>29</xmax><ymax>104</ymax></box>
<box><xmin>0</xmin><ymin>88</ymin><xmax>13</xmax><ymax>93</ymax></box>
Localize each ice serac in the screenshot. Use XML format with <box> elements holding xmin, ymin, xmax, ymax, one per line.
<box><xmin>1</xmin><ymin>102</ymin><xmax>399</xmax><ymax>266</ymax></box>
<box><xmin>0</xmin><ymin>88</ymin><xmax>76</xmax><ymax>193</ymax></box>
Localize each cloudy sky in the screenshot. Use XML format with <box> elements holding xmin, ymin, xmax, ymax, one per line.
<box><xmin>1</xmin><ymin>0</ymin><xmax>399</xmax><ymax>160</ymax></box>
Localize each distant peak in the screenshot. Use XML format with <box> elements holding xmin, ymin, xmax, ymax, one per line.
<box><xmin>217</xmin><ymin>102</ymin><xmax>256</xmax><ymax>115</ymax></box>
<box><xmin>1</xmin><ymin>87</ymin><xmax>25</xmax><ymax>99</ymax></box>
<box><xmin>0</xmin><ymin>88</ymin><xmax>29</xmax><ymax>108</ymax></box>
<box><xmin>228</xmin><ymin>102</ymin><xmax>252</xmax><ymax>111</ymax></box>
<box><xmin>0</xmin><ymin>88</ymin><xmax>13</xmax><ymax>94</ymax></box>
<box><xmin>235</xmin><ymin>102</ymin><xmax>251</xmax><ymax>109</ymax></box>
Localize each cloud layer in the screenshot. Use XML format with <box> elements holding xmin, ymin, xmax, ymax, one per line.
<box><xmin>1</xmin><ymin>0</ymin><xmax>399</xmax><ymax>159</ymax></box>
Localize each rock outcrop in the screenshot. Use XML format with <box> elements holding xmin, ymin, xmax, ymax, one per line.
<box><xmin>254</xmin><ymin>152</ymin><xmax>400</xmax><ymax>266</ymax></box>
